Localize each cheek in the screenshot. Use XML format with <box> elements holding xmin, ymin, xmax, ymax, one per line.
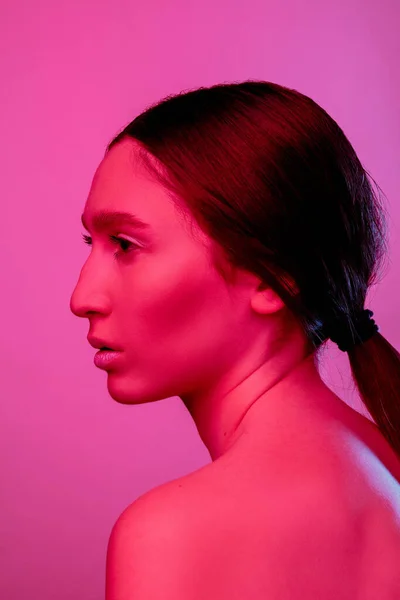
<box><xmin>123</xmin><ymin>254</ymin><xmax>232</xmax><ymax>354</ymax></box>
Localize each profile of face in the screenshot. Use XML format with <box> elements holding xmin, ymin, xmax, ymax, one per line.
<box><xmin>70</xmin><ymin>138</ymin><xmax>278</xmax><ymax>408</ymax></box>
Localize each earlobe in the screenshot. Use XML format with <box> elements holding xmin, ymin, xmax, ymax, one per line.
<box><xmin>250</xmin><ymin>287</ymin><xmax>287</xmax><ymax>315</ymax></box>
<box><xmin>246</xmin><ymin>267</ymin><xmax>299</xmax><ymax>316</ymax></box>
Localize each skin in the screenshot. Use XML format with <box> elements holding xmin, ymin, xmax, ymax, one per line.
<box><xmin>70</xmin><ymin>137</ymin><xmax>346</xmax><ymax>462</ymax></box>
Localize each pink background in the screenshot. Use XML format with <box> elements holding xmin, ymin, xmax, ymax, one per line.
<box><xmin>1</xmin><ymin>1</ymin><xmax>399</xmax><ymax>598</ymax></box>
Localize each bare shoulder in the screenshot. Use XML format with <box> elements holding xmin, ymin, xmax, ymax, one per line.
<box><xmin>106</xmin><ymin>415</ymin><xmax>400</xmax><ymax>599</ymax></box>
<box><xmin>106</xmin><ymin>461</ymin><xmax>365</xmax><ymax>600</ymax></box>
<box><xmin>108</xmin><ymin>419</ymin><xmax>398</xmax><ymax>546</ymax></box>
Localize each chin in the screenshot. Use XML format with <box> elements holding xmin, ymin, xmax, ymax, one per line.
<box><xmin>105</xmin><ymin>375</ymin><xmax>163</xmax><ymax>405</ymax></box>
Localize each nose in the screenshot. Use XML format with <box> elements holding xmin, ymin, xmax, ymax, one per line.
<box><xmin>70</xmin><ymin>270</ymin><xmax>111</xmax><ymax>319</ymax></box>
<box><xmin>70</xmin><ymin>286</ymin><xmax>112</xmax><ymax>319</ymax></box>
<box><xmin>70</xmin><ymin>283</ymin><xmax>85</xmax><ymax>318</ymax></box>
<box><xmin>70</xmin><ymin>279</ymin><xmax>91</xmax><ymax>318</ymax></box>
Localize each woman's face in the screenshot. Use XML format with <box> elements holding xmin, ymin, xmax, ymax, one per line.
<box><xmin>70</xmin><ymin>138</ymin><xmax>252</xmax><ymax>406</ymax></box>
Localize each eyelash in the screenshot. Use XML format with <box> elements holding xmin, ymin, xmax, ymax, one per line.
<box><xmin>81</xmin><ymin>233</ymin><xmax>138</xmax><ymax>260</ymax></box>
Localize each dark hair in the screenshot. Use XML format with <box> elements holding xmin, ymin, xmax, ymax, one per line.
<box><xmin>106</xmin><ymin>79</ymin><xmax>400</xmax><ymax>458</ymax></box>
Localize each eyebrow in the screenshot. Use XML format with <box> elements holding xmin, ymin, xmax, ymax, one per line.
<box><xmin>81</xmin><ymin>210</ymin><xmax>151</xmax><ymax>233</ymax></box>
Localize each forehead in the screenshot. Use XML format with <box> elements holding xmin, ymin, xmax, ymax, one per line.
<box><xmin>84</xmin><ymin>139</ymin><xmax>186</xmax><ymax>234</ymax></box>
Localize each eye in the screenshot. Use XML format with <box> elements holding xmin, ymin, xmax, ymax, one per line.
<box><xmin>81</xmin><ymin>233</ymin><xmax>138</xmax><ymax>259</ymax></box>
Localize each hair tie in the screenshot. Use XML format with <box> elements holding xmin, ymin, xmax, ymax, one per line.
<box><xmin>327</xmin><ymin>309</ymin><xmax>379</xmax><ymax>352</ymax></box>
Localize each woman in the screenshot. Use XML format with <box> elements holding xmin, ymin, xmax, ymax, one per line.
<box><xmin>70</xmin><ymin>80</ymin><xmax>400</xmax><ymax>599</ymax></box>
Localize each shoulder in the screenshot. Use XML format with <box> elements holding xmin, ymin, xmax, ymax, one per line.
<box><xmin>105</xmin><ymin>466</ymin><xmax>361</xmax><ymax>599</ymax></box>
<box><xmin>105</xmin><ymin>477</ymin><xmax>209</xmax><ymax>599</ymax></box>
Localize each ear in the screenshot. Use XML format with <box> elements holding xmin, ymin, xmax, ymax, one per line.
<box><xmin>250</xmin><ymin>284</ymin><xmax>287</xmax><ymax>315</ymax></box>
<box><xmin>220</xmin><ymin>259</ymin><xmax>299</xmax><ymax>317</ymax></box>
<box><xmin>250</xmin><ymin>270</ymin><xmax>300</xmax><ymax>316</ymax></box>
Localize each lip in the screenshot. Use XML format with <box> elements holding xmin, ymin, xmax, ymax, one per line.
<box><xmin>87</xmin><ymin>335</ymin><xmax>121</xmax><ymax>351</ymax></box>
<box><xmin>94</xmin><ymin>349</ymin><xmax>122</xmax><ymax>369</ymax></box>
